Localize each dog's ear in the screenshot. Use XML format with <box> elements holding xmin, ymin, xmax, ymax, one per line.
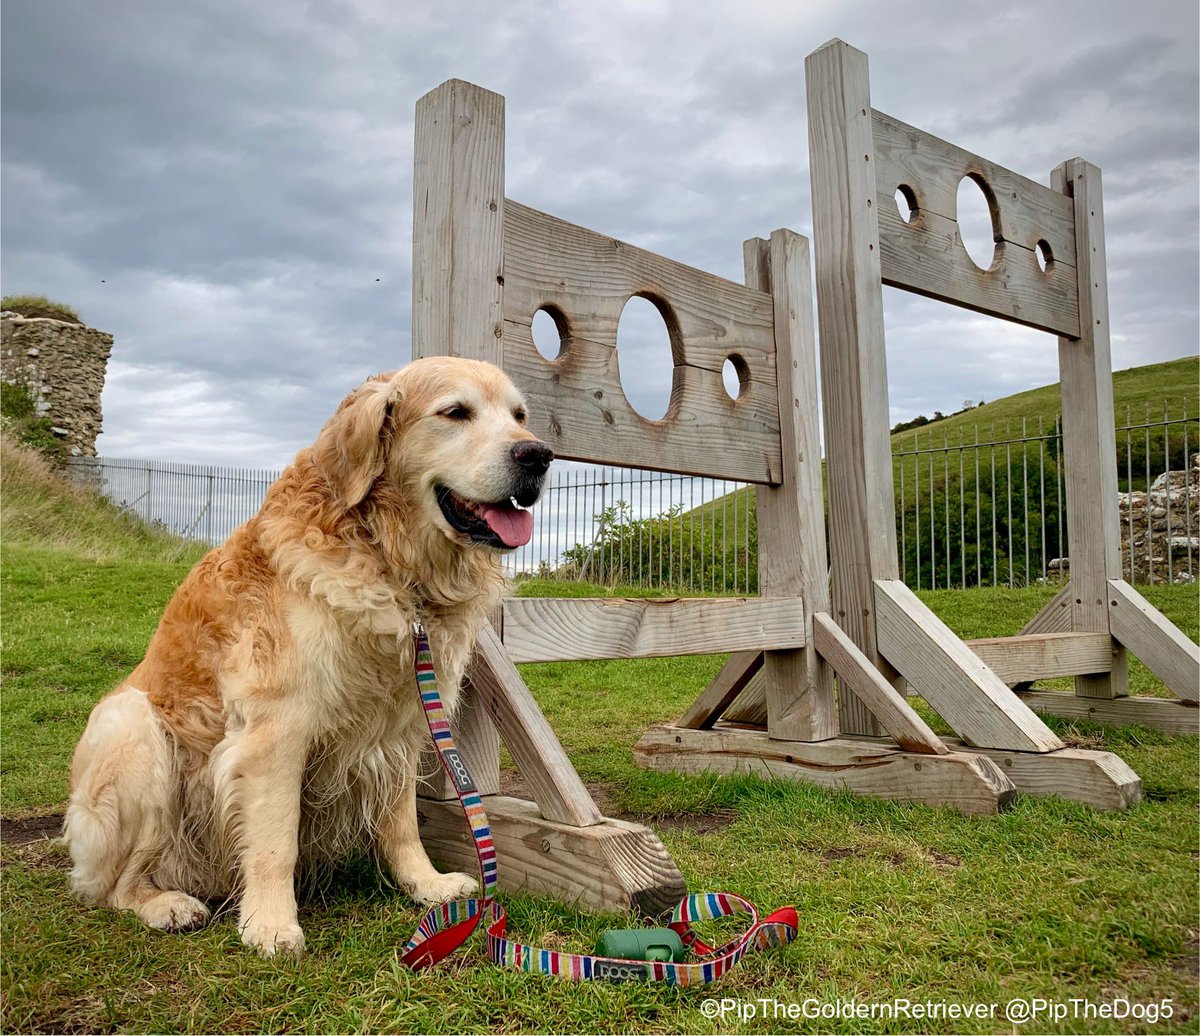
<box><xmin>313</xmin><ymin>377</ymin><xmax>402</xmax><ymax>509</ymax></box>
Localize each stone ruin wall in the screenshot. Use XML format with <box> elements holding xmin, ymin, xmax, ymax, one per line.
<box><xmin>1</xmin><ymin>312</ymin><xmax>113</xmax><ymax>457</ymax></box>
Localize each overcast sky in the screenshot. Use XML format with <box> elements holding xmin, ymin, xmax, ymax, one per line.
<box><xmin>3</xmin><ymin>0</ymin><xmax>1197</xmax><ymax>468</ymax></box>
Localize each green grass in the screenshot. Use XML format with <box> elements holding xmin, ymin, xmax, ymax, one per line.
<box><xmin>2</xmin><ymin>293</ymin><xmax>82</xmax><ymax>323</ymax></box>
<box><xmin>3</xmin><ymin>462</ymin><xmax>1198</xmax><ymax>1033</ymax></box>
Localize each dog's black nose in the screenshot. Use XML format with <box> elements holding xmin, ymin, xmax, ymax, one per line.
<box><xmin>510</xmin><ymin>440</ymin><xmax>553</xmax><ymax>476</ymax></box>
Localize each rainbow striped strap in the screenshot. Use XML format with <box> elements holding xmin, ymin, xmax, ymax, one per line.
<box><xmin>400</xmin><ymin>625</ymin><xmax>799</xmax><ymax>982</ymax></box>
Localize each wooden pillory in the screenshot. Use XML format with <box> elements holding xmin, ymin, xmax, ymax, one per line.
<box><xmin>638</xmin><ymin>40</ymin><xmax>1198</xmax><ymax>815</ymax></box>
<box><xmin>409</xmin><ymin>41</ymin><xmax>1199</xmax><ymax>907</ymax></box>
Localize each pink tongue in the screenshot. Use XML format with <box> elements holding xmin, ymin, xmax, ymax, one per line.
<box><xmin>480</xmin><ymin>503</ymin><xmax>534</xmax><ymax>547</ymax></box>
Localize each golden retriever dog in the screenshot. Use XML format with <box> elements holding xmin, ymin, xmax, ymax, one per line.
<box><xmin>64</xmin><ymin>357</ymin><xmax>552</xmax><ymax>957</ymax></box>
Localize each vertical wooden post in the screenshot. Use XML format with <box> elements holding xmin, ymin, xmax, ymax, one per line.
<box><xmin>412</xmin><ymin>79</ymin><xmax>506</xmax><ymax>361</ymax></box>
<box><xmin>1051</xmin><ymin>158</ymin><xmax>1129</xmax><ymax>699</ymax></box>
<box><xmin>744</xmin><ymin>232</ymin><xmax>838</xmax><ymax>741</ymax></box>
<box><xmin>806</xmin><ymin>38</ymin><xmax>901</xmax><ymax>735</ymax></box>
<box><xmin>411</xmin><ymin>78</ymin><xmax>505</xmax><ymax>796</ymax></box>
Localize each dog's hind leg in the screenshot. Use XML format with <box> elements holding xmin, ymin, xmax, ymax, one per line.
<box><xmin>64</xmin><ymin>687</ymin><xmax>210</xmax><ymax>932</ymax></box>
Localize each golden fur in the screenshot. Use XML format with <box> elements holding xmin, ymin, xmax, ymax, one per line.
<box><xmin>64</xmin><ymin>357</ymin><xmax>549</xmax><ymax>957</ymax></box>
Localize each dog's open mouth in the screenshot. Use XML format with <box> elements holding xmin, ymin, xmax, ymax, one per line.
<box><xmin>435</xmin><ymin>485</ymin><xmax>534</xmax><ymax>550</ymax></box>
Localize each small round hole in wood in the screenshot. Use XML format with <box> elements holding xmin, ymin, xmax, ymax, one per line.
<box><xmin>722</xmin><ymin>355</ymin><xmax>748</xmax><ymax>400</ymax></box>
<box><xmin>895</xmin><ymin>184</ymin><xmax>918</xmax><ymax>224</ymax></box>
<box><xmin>957</xmin><ymin>174</ymin><xmax>999</xmax><ymax>270</ymax></box>
<box><xmin>1036</xmin><ymin>239</ymin><xmax>1054</xmax><ymax>272</ymax></box>
<box><xmin>531</xmin><ymin>307</ymin><xmax>566</xmax><ymax>360</ymax></box>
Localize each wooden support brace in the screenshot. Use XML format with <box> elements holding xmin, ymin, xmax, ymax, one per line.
<box><xmin>469</xmin><ymin>623</ymin><xmax>602</xmax><ymax>827</ymax></box>
<box><xmin>634</xmin><ymin>725</ymin><xmax>1015</xmax><ymax>816</ymax></box>
<box><xmin>874</xmin><ymin>579</ymin><xmax>1063</xmax><ymax>752</ymax></box>
<box><xmin>1107</xmin><ymin>579</ymin><xmax>1200</xmax><ymax>702</ymax></box>
<box><xmin>677</xmin><ymin>651</ymin><xmax>763</xmax><ymax>730</ymax></box>
<box><xmin>418</xmin><ymin>681</ymin><xmax>500</xmax><ymax>800</ymax></box>
<box><xmin>418</xmin><ymin>795</ymin><xmax>686</xmax><ymax>915</ymax></box>
<box><xmin>812</xmin><ymin>612</ymin><xmax>947</xmax><ymax>754</ymax></box>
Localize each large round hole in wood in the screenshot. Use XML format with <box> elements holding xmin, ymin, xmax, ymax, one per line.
<box><xmin>956</xmin><ymin>174</ymin><xmax>998</xmax><ymax>270</ymax></box>
<box><xmin>895</xmin><ymin>184</ymin><xmax>918</xmax><ymax>224</ymax></box>
<box><xmin>531</xmin><ymin>307</ymin><xmax>565</xmax><ymax>360</ymax></box>
<box><xmin>616</xmin><ymin>294</ymin><xmax>675</xmax><ymax>420</ymax></box>
<box><xmin>1036</xmin><ymin>239</ymin><xmax>1054</xmax><ymax>272</ymax></box>
<box><xmin>722</xmin><ymin>355</ymin><xmax>748</xmax><ymax>400</ymax></box>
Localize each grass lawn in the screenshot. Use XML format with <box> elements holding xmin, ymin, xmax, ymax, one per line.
<box><xmin>2</xmin><ymin>540</ymin><xmax>1197</xmax><ymax>1034</ymax></box>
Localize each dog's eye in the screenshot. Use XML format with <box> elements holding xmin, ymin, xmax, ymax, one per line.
<box><xmin>440</xmin><ymin>404</ymin><xmax>472</xmax><ymax>421</ymax></box>
<box><xmin>513</xmin><ymin>408</ymin><xmax>527</xmax><ymax>424</ymax></box>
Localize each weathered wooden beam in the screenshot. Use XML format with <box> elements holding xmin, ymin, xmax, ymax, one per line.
<box><xmin>1052</xmin><ymin>157</ymin><xmax>1129</xmax><ymax>700</ymax></box>
<box><xmin>806</xmin><ymin>38</ymin><xmax>901</xmax><ymax>737</ymax></box>
<box><xmin>874</xmin><ymin>579</ymin><xmax>1063</xmax><ymax>752</ymax></box>
<box><xmin>872</xmin><ymin>110</ymin><xmax>1080</xmax><ymax>337</ymax></box>
<box><xmin>812</xmin><ymin>612</ymin><xmax>947</xmax><ymax>754</ymax></box>
<box><xmin>468</xmin><ymin>624</ymin><xmax>602</xmax><ymax>827</ymax></box>
<box><xmin>744</xmin><ymin>231</ymin><xmax>838</xmax><ymax>742</ymax></box>
<box><xmin>1107</xmin><ymin>579</ymin><xmax>1200</xmax><ymax>702</ymax></box>
<box><xmin>634</xmin><ymin>725</ymin><xmax>1015</xmax><ymax>816</ymax></box>
<box><xmin>501</xmin><ymin>597</ymin><xmax>805</xmax><ymax>663</ymax></box>
<box><xmin>418</xmin><ymin>795</ymin><xmax>686</xmax><ymax>915</ymax></box>
<box><xmin>412</xmin><ymin>79</ymin><xmax>506</xmax><ymax>363</ymax></box>
<box><xmin>941</xmin><ymin>739</ymin><xmax>1141</xmax><ymax>810</ymax></box>
<box><xmin>677</xmin><ymin>650</ymin><xmax>763</xmax><ymax>730</ymax></box>
<box><xmin>502</xmin><ymin>201</ymin><xmax>783</xmax><ymax>483</ymax></box>
<box><xmin>964</xmin><ymin>632</ymin><xmax>1115</xmax><ymax>685</ymax></box>
<box><xmin>1017</xmin><ymin>691</ymin><xmax>1199</xmax><ymax>736</ymax></box>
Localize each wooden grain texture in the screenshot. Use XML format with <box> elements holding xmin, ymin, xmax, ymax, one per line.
<box><xmin>411</xmin><ymin>78</ymin><xmax>506</xmax><ymax>799</ymax></box>
<box><xmin>417</xmin><ymin>680</ymin><xmax>500</xmax><ymax>800</ymax></box>
<box><xmin>633</xmin><ymin>725</ymin><xmax>1015</xmax><ymax>816</ymax></box>
<box><xmin>418</xmin><ymin>795</ymin><xmax>686</xmax><ymax>915</ymax></box>
<box><xmin>873</xmin><ymin>579</ymin><xmax>1063</xmax><ymax>752</ymax></box>
<box><xmin>964</xmin><ymin>632</ymin><xmax>1115</xmax><ymax>685</ymax></box>
<box><xmin>1107</xmin><ymin>579</ymin><xmax>1200</xmax><ymax>701</ymax></box>
<box><xmin>721</xmin><ymin>667</ymin><xmax>768</xmax><ymax>726</ymax></box>
<box><xmin>812</xmin><ymin>612</ymin><xmax>947</xmax><ymax>754</ymax></box>
<box><xmin>412</xmin><ymin>79</ymin><xmax>505</xmax><ymax>363</ymax></box>
<box><xmin>500</xmin><ymin>597</ymin><xmax>805</xmax><ymax>662</ymax></box>
<box><xmin>469</xmin><ymin>624</ymin><xmax>603</xmax><ymax>826</ymax></box>
<box><xmin>1053</xmin><ymin>158</ymin><xmax>1128</xmax><ymax>699</ymax></box>
<box><xmin>744</xmin><ymin>232</ymin><xmax>838</xmax><ymax>742</ymax></box>
<box><xmin>941</xmin><ymin>739</ymin><xmax>1141</xmax><ymax>810</ymax></box>
<box><xmin>1018</xmin><ymin>582</ymin><xmax>1075</xmax><ymax>635</ymax></box>
<box><xmin>806</xmin><ymin>38</ymin><xmax>899</xmax><ymax>737</ymax></box>
<box><xmin>1017</xmin><ymin>691</ymin><xmax>1199</xmax><ymax>736</ymax></box>
<box><xmin>872</xmin><ymin>109</ymin><xmax>1081</xmax><ymax>337</ymax></box>
<box><xmin>677</xmin><ymin>650</ymin><xmax>763</xmax><ymax>729</ymax></box>
<box><xmin>502</xmin><ymin>201</ymin><xmax>783</xmax><ymax>483</ymax></box>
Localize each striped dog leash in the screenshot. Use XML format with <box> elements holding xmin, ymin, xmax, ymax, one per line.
<box><xmin>400</xmin><ymin>625</ymin><xmax>800</xmax><ymax>984</ymax></box>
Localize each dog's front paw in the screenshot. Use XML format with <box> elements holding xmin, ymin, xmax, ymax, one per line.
<box><xmin>240</xmin><ymin>917</ymin><xmax>306</xmax><ymax>959</ymax></box>
<box><xmin>410</xmin><ymin>870</ymin><xmax>478</xmax><ymax>906</ymax></box>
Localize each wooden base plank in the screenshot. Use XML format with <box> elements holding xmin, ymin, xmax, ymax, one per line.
<box><xmin>417</xmin><ymin>795</ymin><xmax>686</xmax><ymax>916</ymax></box>
<box><xmin>633</xmin><ymin>725</ymin><xmax>1015</xmax><ymax>816</ymax></box>
<box><xmin>1017</xmin><ymin>692</ymin><xmax>1200</xmax><ymax>736</ymax></box>
<box><xmin>942</xmin><ymin>739</ymin><xmax>1141</xmax><ymax>810</ymax></box>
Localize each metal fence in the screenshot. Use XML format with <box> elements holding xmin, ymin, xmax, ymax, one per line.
<box><xmin>70</xmin><ymin>402</ymin><xmax>1196</xmax><ymax>590</ymax></box>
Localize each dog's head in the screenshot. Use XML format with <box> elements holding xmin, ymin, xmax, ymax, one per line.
<box><xmin>313</xmin><ymin>357</ymin><xmax>552</xmax><ymax>552</ymax></box>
